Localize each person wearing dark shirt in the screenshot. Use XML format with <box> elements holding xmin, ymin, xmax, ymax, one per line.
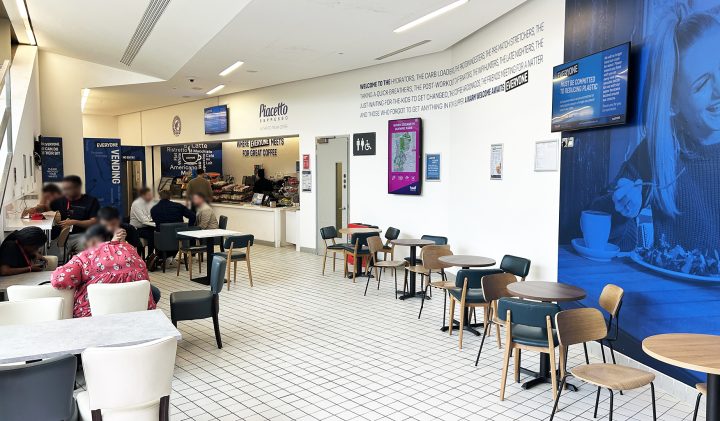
<box><xmin>253</xmin><ymin>169</ymin><xmax>274</xmax><ymax>193</ymax></box>
<box><xmin>97</xmin><ymin>206</ymin><xmax>142</xmax><ymax>252</ymax></box>
<box><xmin>151</xmin><ymin>190</ymin><xmax>197</xmax><ymax>227</ymax></box>
<box><xmin>0</xmin><ymin>227</ymin><xmax>49</xmax><ymax>275</ymax></box>
<box><xmin>50</xmin><ymin>175</ymin><xmax>100</xmax><ymax>255</ymax></box>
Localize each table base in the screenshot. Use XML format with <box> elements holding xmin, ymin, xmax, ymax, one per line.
<box><xmin>709</xmin><ymin>373</ymin><xmax>719</xmax><ymax>421</ymax></box>
<box><xmin>397</xmin><ymin>290</ymin><xmax>428</xmax><ymax>300</ymax></box>
<box><xmin>440</xmin><ymin>319</ymin><xmax>483</xmax><ymax>336</ymax></box>
<box><xmin>520</xmin><ymin>355</ymin><xmax>578</xmax><ymax>392</ymax></box>
<box><xmin>189</xmin><ymin>276</ymin><xmax>210</xmax><ymax>286</ymax></box>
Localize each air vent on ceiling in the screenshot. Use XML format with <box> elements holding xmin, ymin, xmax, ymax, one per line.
<box><xmin>375</xmin><ymin>40</ymin><xmax>431</xmax><ymax>61</ymax></box>
<box><xmin>120</xmin><ymin>0</ymin><xmax>171</xmax><ymax>66</ymax></box>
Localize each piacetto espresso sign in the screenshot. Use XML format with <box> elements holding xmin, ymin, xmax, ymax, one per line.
<box><xmin>259</xmin><ymin>102</ymin><xmax>289</xmax><ymax>130</ymax></box>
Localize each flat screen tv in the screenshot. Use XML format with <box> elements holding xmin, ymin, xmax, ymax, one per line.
<box><xmin>388</xmin><ymin>118</ymin><xmax>422</xmax><ymax>195</ymax></box>
<box><xmin>204</xmin><ymin>105</ymin><xmax>229</xmax><ymax>134</ymax></box>
<box><xmin>551</xmin><ymin>42</ymin><xmax>630</xmax><ymax>132</ymax></box>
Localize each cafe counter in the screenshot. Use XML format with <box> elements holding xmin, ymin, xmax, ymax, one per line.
<box><xmin>210</xmin><ymin>203</ymin><xmax>298</xmax><ymax>248</ymax></box>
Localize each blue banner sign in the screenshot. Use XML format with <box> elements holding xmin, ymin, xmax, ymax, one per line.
<box><xmin>84</xmin><ymin>138</ymin><xmax>122</xmax><ymax>216</ymax></box>
<box><xmin>40</xmin><ymin>136</ymin><xmax>63</xmax><ymax>182</ymax></box>
<box><xmin>425</xmin><ymin>153</ymin><xmax>440</xmax><ymax>181</ymax></box>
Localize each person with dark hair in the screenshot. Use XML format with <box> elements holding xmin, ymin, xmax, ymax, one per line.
<box><xmin>51</xmin><ymin>224</ymin><xmax>156</xmax><ymax>318</ymax></box>
<box><xmin>151</xmin><ymin>190</ymin><xmax>196</xmax><ymax>226</ymax></box>
<box><xmin>186</xmin><ymin>168</ymin><xmax>213</xmax><ymax>207</ymax></box>
<box><xmin>0</xmin><ymin>226</ymin><xmax>50</xmax><ymax>275</ymax></box>
<box><xmin>97</xmin><ymin>206</ymin><xmax>141</xmax><ymax>251</ymax></box>
<box><xmin>192</xmin><ymin>192</ymin><xmax>218</xmax><ymax>229</ymax></box>
<box><xmin>21</xmin><ymin>183</ymin><xmax>62</xmax><ymax>217</ymax></box>
<box><xmin>130</xmin><ymin>187</ymin><xmax>156</xmax><ymax>255</ymax></box>
<box><xmin>50</xmin><ymin>175</ymin><xmax>100</xmax><ymax>255</ymax></box>
<box><xmin>253</xmin><ymin>168</ymin><xmax>274</xmax><ymax>193</ymax></box>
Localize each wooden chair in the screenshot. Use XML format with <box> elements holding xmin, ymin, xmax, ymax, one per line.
<box><xmin>497</xmin><ymin>297</ymin><xmax>561</xmax><ymax>400</ymax></box>
<box><xmin>408</xmin><ymin>245</ymin><xmax>453</xmax><ymax>319</ymax></box>
<box><xmin>693</xmin><ymin>382</ymin><xmax>706</xmax><ymax>421</ymax></box>
<box><xmin>364</xmin><ymin>236</ymin><xmax>407</xmax><ymax>298</ymax></box>
<box><xmin>447</xmin><ymin>268</ymin><xmax>492</xmax><ymax>349</ymax></box>
<box><xmin>56</xmin><ymin>226</ymin><xmax>72</xmax><ymax>264</ymax></box>
<box><xmin>176</xmin><ymin>226</ymin><xmax>204</xmax><ymax>280</ymax></box>
<box><xmin>475</xmin><ymin>272</ymin><xmax>517</xmax><ymax>366</ymax></box>
<box><xmin>215</xmin><ymin>235</ymin><xmax>254</xmax><ymax>289</ymax></box>
<box><xmin>550</xmin><ymin>308</ymin><xmax>656</xmax><ymax>421</ymax></box>
<box><xmin>320</xmin><ymin>226</ymin><xmax>346</xmax><ymax>275</ymax></box>
<box><xmin>343</xmin><ymin>232</ymin><xmax>378</xmax><ymax>282</ymax></box>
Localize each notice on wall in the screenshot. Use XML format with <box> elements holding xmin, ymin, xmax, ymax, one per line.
<box><xmin>534</xmin><ymin>139</ymin><xmax>559</xmax><ymax>171</ymax></box>
<box><xmin>302</xmin><ymin>154</ymin><xmax>310</xmax><ymax>170</ymax></box>
<box><xmin>359</xmin><ymin>22</ymin><xmax>546</xmax><ymax>118</ymax></box>
<box><xmin>84</xmin><ymin>138</ymin><xmax>123</xmax><ymax>215</ymax></box>
<box><xmin>40</xmin><ymin>136</ymin><xmax>64</xmax><ymax>182</ymax></box>
<box><xmin>301</xmin><ymin>170</ymin><xmax>312</xmax><ymax>192</ymax></box>
<box><xmin>388</xmin><ymin>118</ymin><xmax>422</xmax><ymax>195</ymax></box>
<box><xmin>160</xmin><ymin>143</ymin><xmax>223</xmax><ymax>177</ymax></box>
<box><xmin>236</xmin><ymin>137</ymin><xmax>285</xmax><ymax>158</ymax></box>
<box><xmin>490</xmin><ymin>143</ymin><xmax>503</xmax><ymax>180</ymax></box>
<box><xmin>425</xmin><ymin>153</ymin><xmax>441</xmax><ymax>181</ymax></box>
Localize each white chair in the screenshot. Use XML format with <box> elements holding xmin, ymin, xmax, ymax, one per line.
<box><xmin>0</xmin><ymin>297</ymin><xmax>63</xmax><ymax>326</ymax></box>
<box><xmin>7</xmin><ymin>285</ymin><xmax>74</xmax><ymax>319</ymax></box>
<box><xmin>76</xmin><ymin>337</ymin><xmax>178</xmax><ymax>421</ymax></box>
<box><xmin>44</xmin><ymin>255</ymin><xmax>58</xmax><ymax>271</ymax></box>
<box><xmin>87</xmin><ymin>280</ymin><xmax>151</xmax><ymax>316</ymax></box>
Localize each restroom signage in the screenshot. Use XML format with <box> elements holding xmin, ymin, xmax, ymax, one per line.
<box><xmin>353</xmin><ymin>132</ymin><xmax>376</xmax><ymax>156</ymax></box>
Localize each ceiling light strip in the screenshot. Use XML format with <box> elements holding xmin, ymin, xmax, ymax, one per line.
<box><xmin>375</xmin><ymin>40</ymin><xmax>431</xmax><ymax>61</ymax></box>
<box><xmin>206</xmin><ymin>85</ymin><xmax>225</xmax><ymax>95</ymax></box>
<box><xmin>13</xmin><ymin>0</ymin><xmax>36</xmax><ymax>45</ymax></box>
<box><xmin>393</xmin><ymin>0</ymin><xmax>468</xmax><ymax>33</ymax></box>
<box><xmin>120</xmin><ymin>0</ymin><xmax>171</xmax><ymax>66</ymax></box>
<box><xmin>219</xmin><ymin>61</ymin><xmax>244</xmax><ymax>77</ymax></box>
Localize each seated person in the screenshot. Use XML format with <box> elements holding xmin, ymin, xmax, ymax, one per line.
<box><xmin>21</xmin><ymin>183</ymin><xmax>62</xmax><ymax>217</ymax></box>
<box><xmin>0</xmin><ymin>226</ymin><xmax>52</xmax><ymax>275</ymax></box>
<box><xmin>192</xmin><ymin>192</ymin><xmax>218</xmax><ymax>229</ymax></box>
<box><xmin>50</xmin><ymin>225</ymin><xmax>156</xmax><ymax>318</ymax></box>
<box><xmin>130</xmin><ymin>187</ymin><xmax>156</xmax><ymax>255</ymax></box>
<box><xmin>97</xmin><ymin>206</ymin><xmax>142</xmax><ymax>252</ymax></box>
<box><xmin>50</xmin><ymin>175</ymin><xmax>100</xmax><ymax>255</ymax></box>
<box><xmin>151</xmin><ymin>190</ymin><xmax>196</xmax><ymax>227</ymax></box>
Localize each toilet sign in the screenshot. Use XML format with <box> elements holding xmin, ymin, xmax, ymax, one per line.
<box><xmin>352</xmin><ymin>132</ymin><xmax>376</xmax><ymax>156</ymax></box>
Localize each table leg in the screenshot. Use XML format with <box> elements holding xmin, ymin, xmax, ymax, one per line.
<box><xmin>520</xmin><ymin>353</ymin><xmax>578</xmax><ymax>392</ymax></box>
<box><xmin>188</xmin><ymin>237</ymin><xmax>217</xmax><ymax>286</ymax></box>
<box><xmin>708</xmin><ymin>373</ymin><xmax>720</xmax><ymax>421</ymax></box>
<box><xmin>398</xmin><ymin>246</ymin><xmax>425</xmax><ymax>300</ymax></box>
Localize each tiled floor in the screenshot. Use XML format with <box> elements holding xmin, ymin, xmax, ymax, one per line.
<box><xmin>146</xmin><ymin>245</ymin><xmax>702</xmax><ymax>420</ymax></box>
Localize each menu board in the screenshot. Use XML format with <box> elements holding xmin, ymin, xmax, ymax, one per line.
<box><xmin>388</xmin><ymin>118</ymin><xmax>422</xmax><ymax>195</ymax></box>
<box><xmin>160</xmin><ymin>143</ymin><xmax>223</xmax><ymax>177</ymax></box>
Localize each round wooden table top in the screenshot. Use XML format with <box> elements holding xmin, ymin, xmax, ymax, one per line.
<box><xmin>438</xmin><ymin>255</ymin><xmax>496</xmax><ymax>268</ymax></box>
<box><xmin>643</xmin><ymin>334</ymin><xmax>720</xmax><ymax>375</ymax></box>
<box><xmin>390</xmin><ymin>238</ymin><xmax>436</xmax><ymax>247</ymax></box>
<box><xmin>337</xmin><ymin>227</ymin><xmax>382</xmax><ymax>235</ymax></box>
<box><xmin>506</xmin><ymin>281</ymin><xmax>587</xmax><ymax>302</ymax></box>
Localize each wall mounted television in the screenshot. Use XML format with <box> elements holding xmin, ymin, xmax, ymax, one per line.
<box><xmin>204</xmin><ymin>105</ymin><xmax>229</xmax><ymax>134</ymax></box>
<box><xmin>551</xmin><ymin>42</ymin><xmax>630</xmax><ymax>132</ymax></box>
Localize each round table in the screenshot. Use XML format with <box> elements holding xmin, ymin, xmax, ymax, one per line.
<box><xmin>337</xmin><ymin>227</ymin><xmax>382</xmax><ymax>235</ymax></box>
<box><xmin>506</xmin><ymin>281</ymin><xmax>587</xmax><ymax>391</ymax></box>
<box><xmin>391</xmin><ymin>239</ymin><xmax>435</xmax><ymax>299</ymax></box>
<box><xmin>643</xmin><ymin>334</ymin><xmax>720</xmax><ymax>421</ymax></box>
<box><xmin>507</xmin><ymin>281</ymin><xmax>587</xmax><ymax>302</ymax></box>
<box><xmin>438</xmin><ymin>255</ymin><xmax>496</xmax><ymax>269</ymax></box>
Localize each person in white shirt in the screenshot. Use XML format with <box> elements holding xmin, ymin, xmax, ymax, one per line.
<box><xmin>130</xmin><ymin>187</ymin><xmax>156</xmax><ymax>258</ymax></box>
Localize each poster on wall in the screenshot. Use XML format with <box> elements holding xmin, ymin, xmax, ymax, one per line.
<box><xmin>534</xmin><ymin>139</ymin><xmax>559</xmax><ymax>172</ymax></box>
<box><xmin>160</xmin><ymin>143</ymin><xmax>222</xmax><ymax>177</ymax></box>
<box><xmin>40</xmin><ymin>136</ymin><xmax>63</xmax><ymax>182</ymax></box>
<box><xmin>388</xmin><ymin>118</ymin><xmax>421</xmax><ymax>195</ymax></box>
<box><xmin>489</xmin><ymin>144</ymin><xmax>503</xmax><ymax>180</ymax></box>
<box><xmin>83</xmin><ymin>138</ymin><xmax>122</xmax><ymax>215</ymax></box>
<box><xmin>425</xmin><ymin>153</ymin><xmax>441</xmax><ymax>181</ymax></box>
<box><xmin>301</xmin><ymin>170</ymin><xmax>311</xmax><ymax>192</ymax></box>
<box><xmin>558</xmin><ymin>0</ymin><xmax>720</xmax><ymax>385</ymax></box>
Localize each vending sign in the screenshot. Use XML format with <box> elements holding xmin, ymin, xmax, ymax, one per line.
<box><xmin>83</xmin><ymin>138</ymin><xmax>122</xmax><ymax>216</ymax></box>
<box><xmin>160</xmin><ymin>143</ymin><xmax>223</xmax><ymax>177</ymax></box>
<box><xmin>388</xmin><ymin>118</ymin><xmax>422</xmax><ymax>195</ymax></box>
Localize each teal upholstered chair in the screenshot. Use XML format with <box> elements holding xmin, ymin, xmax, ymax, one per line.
<box><xmin>320</xmin><ymin>226</ymin><xmax>347</xmax><ymax>275</ymax></box>
<box><xmin>215</xmin><ymin>234</ymin><xmax>254</xmax><ymax>289</ymax></box>
<box><xmin>497</xmin><ymin>297</ymin><xmax>561</xmax><ymax>401</ymax></box>
<box><xmin>170</xmin><ymin>256</ymin><xmax>227</xmax><ymax>349</ymax></box>
<box><xmin>447</xmin><ymin>269</ymin><xmax>488</xmax><ymax>349</ymax></box>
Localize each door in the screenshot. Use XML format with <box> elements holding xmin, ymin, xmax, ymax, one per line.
<box><xmin>316</xmin><ymin>136</ymin><xmax>349</xmax><ymax>255</ymax></box>
<box><xmin>122</xmin><ymin>160</ymin><xmax>144</xmax><ymax>218</ymax></box>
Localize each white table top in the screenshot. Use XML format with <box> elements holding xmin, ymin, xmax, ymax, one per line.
<box><xmin>0</xmin><ymin>309</ymin><xmax>181</xmax><ymax>364</ymax></box>
<box><xmin>177</xmin><ymin>229</ymin><xmax>242</xmax><ymax>239</ymax></box>
<box><xmin>0</xmin><ymin>271</ymin><xmax>52</xmax><ymax>292</ymax></box>
<box><xmin>4</xmin><ymin>215</ymin><xmax>54</xmax><ymax>231</ymax></box>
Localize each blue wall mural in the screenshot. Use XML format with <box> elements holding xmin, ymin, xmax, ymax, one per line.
<box><xmin>559</xmin><ymin>0</ymin><xmax>720</xmax><ymax>385</ymax></box>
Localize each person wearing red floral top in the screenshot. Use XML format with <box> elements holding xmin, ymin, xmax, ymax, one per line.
<box><xmin>51</xmin><ymin>225</ymin><xmax>156</xmax><ymax>318</ymax></box>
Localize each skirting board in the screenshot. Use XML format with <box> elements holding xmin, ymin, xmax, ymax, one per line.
<box><xmin>300</xmin><ymin>247</ymin><xmax>316</xmax><ymax>254</ymax></box>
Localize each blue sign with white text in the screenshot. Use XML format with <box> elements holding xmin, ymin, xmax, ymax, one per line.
<box><xmin>40</xmin><ymin>136</ymin><xmax>63</xmax><ymax>182</ymax></box>
<box><xmin>84</xmin><ymin>138</ymin><xmax>123</xmax><ymax>217</ymax></box>
<box><xmin>425</xmin><ymin>154</ymin><xmax>440</xmax><ymax>181</ymax></box>
<box><xmin>160</xmin><ymin>143</ymin><xmax>223</xmax><ymax>177</ymax></box>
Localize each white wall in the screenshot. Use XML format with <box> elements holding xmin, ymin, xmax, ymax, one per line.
<box><xmin>82</xmin><ymin>114</ymin><xmax>118</xmax><ymax>138</ymax></box>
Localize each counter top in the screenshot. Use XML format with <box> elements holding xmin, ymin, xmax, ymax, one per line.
<box><xmin>211</xmin><ymin>203</ymin><xmax>299</xmax><ymax>212</ymax></box>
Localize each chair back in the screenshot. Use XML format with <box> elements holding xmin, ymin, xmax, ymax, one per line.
<box><xmin>320</xmin><ymin>226</ymin><xmax>338</xmax><ymax>240</ymax></box>
<box><xmin>366</xmin><ymin>236</ymin><xmax>385</xmax><ymax>255</ymax></box>
<box><xmin>218</xmin><ymin>215</ymin><xmax>228</xmax><ymax>230</ymax></box>
<box><xmin>210</xmin><ymin>256</ymin><xmax>227</xmax><ymax>294</ymax></box>
<box><xmin>422</xmin><ymin>245</ymin><xmax>452</xmax><ymax>271</ymax></box>
<box><xmin>599</xmin><ymin>284</ymin><xmax>624</xmax><ymax>317</ymax></box>
<box><xmin>224</xmin><ymin>234</ymin><xmax>254</xmax><ymax>250</ymax></box>
<box><xmin>0</xmin><ymin>297</ymin><xmax>63</xmax><ymax>326</ymax></box>
<box><xmin>421</xmin><ymin>234</ymin><xmax>448</xmax><ymax>245</ymax></box>
<box><xmin>497</xmin><ymin>297</ymin><xmax>560</xmax><ymax>328</ymax></box>
<box><xmin>87</xmin><ymin>280</ymin><xmax>150</xmax><ymax>316</ymax></box>
<box><xmin>154</xmin><ymin>222</ymin><xmax>187</xmax><ymax>251</ymax></box>
<box><xmin>7</xmin><ymin>285</ymin><xmax>74</xmax><ymax>320</ymax></box>
<box><xmin>481</xmin><ymin>272</ymin><xmax>518</xmax><ymax>302</ymax></box>
<box><xmin>555</xmin><ymin>308</ymin><xmax>608</xmax><ymax>347</ymax></box>
<box><xmin>500</xmin><ymin>255</ymin><xmax>531</xmax><ymax>280</ymax></box>
<box><xmin>56</xmin><ymin>226</ymin><xmax>72</xmax><ymax>247</ymax></box>
<box><xmin>455</xmin><ymin>268</ymin><xmax>491</xmax><ymax>290</ymax></box>
<box><xmin>350</xmin><ymin>232</ymin><xmax>379</xmax><ymax>248</ymax></box>
<box><xmin>384</xmin><ymin>227</ymin><xmax>400</xmax><ymax>241</ymax></box>
<box><xmin>0</xmin><ymin>355</ymin><xmax>77</xmax><ymax>421</ymax></box>
<box><xmin>52</xmin><ymin>211</ymin><xmax>62</xmax><ymax>225</ymax></box>
<box><xmin>82</xmin><ymin>337</ymin><xmax>177</xmax><ymax>419</ymax></box>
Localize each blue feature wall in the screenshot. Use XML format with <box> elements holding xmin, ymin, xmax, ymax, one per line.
<box><xmin>558</xmin><ymin>0</ymin><xmax>720</xmax><ymax>385</ymax></box>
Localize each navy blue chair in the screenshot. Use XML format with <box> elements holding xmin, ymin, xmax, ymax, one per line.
<box><xmin>153</xmin><ymin>222</ymin><xmax>188</xmax><ymax>273</ymax></box>
<box><xmin>343</xmin><ymin>232</ymin><xmax>380</xmax><ymax>281</ymax></box>
<box><xmin>0</xmin><ymin>354</ymin><xmax>77</xmax><ymax>421</ymax></box>
<box><xmin>320</xmin><ymin>226</ymin><xmax>347</xmax><ymax>275</ymax></box>
<box><xmin>215</xmin><ymin>235</ymin><xmax>254</xmax><ymax>289</ymax></box>
<box><xmin>497</xmin><ymin>297</ymin><xmax>560</xmax><ymax>401</ymax></box>
<box><xmin>170</xmin><ymin>255</ymin><xmax>227</xmax><ymax>349</ymax></box>
<box><xmin>447</xmin><ymin>269</ymin><xmax>490</xmax><ymax>349</ymax></box>
<box><xmin>176</xmin><ymin>225</ymin><xmax>205</xmax><ymax>279</ymax></box>
<box><xmin>404</xmin><ymin>234</ymin><xmax>448</xmax><ymax>265</ymax></box>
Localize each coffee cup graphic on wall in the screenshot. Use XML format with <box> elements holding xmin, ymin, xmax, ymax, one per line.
<box><xmin>580</xmin><ymin>210</ymin><xmax>611</xmax><ymax>250</ymax></box>
<box><xmin>181</xmin><ymin>153</ymin><xmax>200</xmax><ymax>164</ymax></box>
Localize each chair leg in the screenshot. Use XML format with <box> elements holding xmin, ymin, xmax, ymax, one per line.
<box><xmin>495</xmin><ymin>321</ymin><xmax>502</xmax><ymax>349</ymax></box>
<box><xmin>458</xmin><ymin>305</ymin><xmax>465</xmax><ymax>350</ymax></box>
<box><xmin>198</xmin><ymin>253</ymin><xmax>202</xmax><ymax>273</ymax></box>
<box><xmin>189</xmin><ymin>254</ymin><xmax>193</xmax><ymax>281</ymax></box>
<box><xmin>549</xmin><ymin>348</ymin><xmax>558</xmax><ymax>400</ymax></box>
<box><xmin>343</xmin><ymin>254</ymin><xmax>348</xmax><ymax>278</ymax></box>
<box><xmin>693</xmin><ymin>391</ymin><xmax>702</xmax><ymax>421</ymax></box>
<box><xmin>332</xmin><ymin>252</ymin><xmax>337</xmax><ymax>272</ymax></box>
<box><xmin>448</xmin><ymin>297</ymin><xmax>455</xmax><ymax>336</ymax></box>
<box><xmin>475</xmin><ymin>320</ymin><xmax>491</xmax><ymax>366</ymax></box>
<box><xmin>609</xmin><ymin>341</ymin><xmax>617</xmax><ymax>364</ymax></box>
<box><xmin>593</xmin><ymin>386</ymin><xmax>601</xmax><ymax>418</ymax></box>
<box><xmin>394</xmin><ymin>269</ymin><xmax>398</xmax><ymax>299</ymax></box>
<box><xmin>211</xmin><ymin>295</ymin><xmax>222</xmax><ymax>349</ymax></box>
<box><xmin>608</xmin><ymin>389</ymin><xmax>614</xmax><ymax>421</ymax></box>
<box><xmin>364</xmin><ymin>270</ymin><xmax>371</xmax><ymax>296</ymax></box>
<box><xmin>418</xmin><ymin>275</ymin><xmax>428</xmax><ymax>320</ymax></box>
<box><xmin>584</xmin><ymin>342</ymin><xmax>590</xmax><ymax>364</ymax></box>
<box><xmin>650</xmin><ymin>383</ymin><xmax>657</xmax><ymax>421</ymax></box>
<box><xmin>442</xmin><ymin>290</ymin><xmax>447</xmax><ymax>327</ymax></box>
<box><xmin>233</xmin><ymin>261</ymin><xmax>238</xmax><ymax>284</ymax></box>
<box><xmin>322</xmin><ymin>250</ymin><xmax>328</xmax><ymax>275</ymax></box>
<box><xmin>499</xmin><ymin>344</ymin><xmax>512</xmax><ymax>401</ymax></box>
<box><xmin>376</xmin><ymin>266</ymin><xmax>381</xmax><ymax>290</ymax></box>
<box><xmin>176</xmin><ymin>252</ymin><xmax>182</xmax><ymax>276</ymax></box>
<box><xmin>514</xmin><ymin>349</ymin><xmax>521</xmax><ymax>383</ymax></box>
<box><xmin>184</xmin><ymin>253</ymin><xmax>189</xmax><ymax>272</ymax></box>
<box><xmin>247</xmin><ymin>259</ymin><xmax>253</xmax><ymax>287</ymax></box>
<box><xmin>351</xmin><ymin>254</ymin><xmax>357</xmax><ymax>283</ymax></box>
<box><xmin>550</xmin><ymin>375</ymin><xmax>568</xmax><ymax>421</ymax></box>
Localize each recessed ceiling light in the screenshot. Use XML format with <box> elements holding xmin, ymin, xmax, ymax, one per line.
<box><xmin>393</xmin><ymin>0</ymin><xmax>468</xmax><ymax>33</ymax></box>
<box><xmin>219</xmin><ymin>61</ymin><xmax>244</xmax><ymax>77</ymax></box>
<box><xmin>206</xmin><ymin>85</ymin><xmax>225</xmax><ymax>95</ymax></box>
